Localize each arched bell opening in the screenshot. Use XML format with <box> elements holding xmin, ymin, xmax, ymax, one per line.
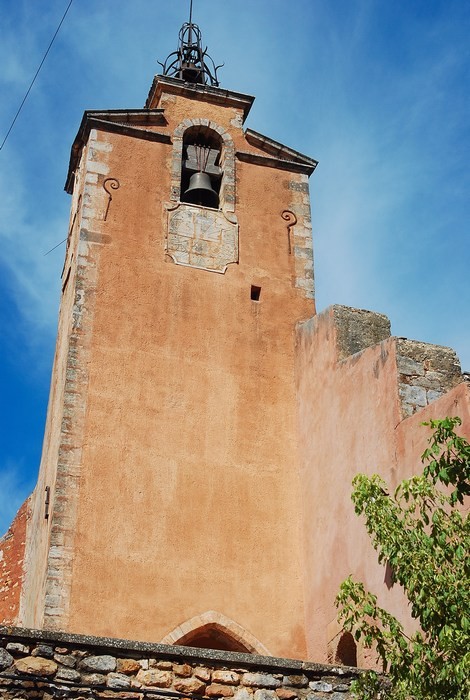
<box><xmin>180</xmin><ymin>126</ymin><xmax>223</xmax><ymax>209</ymax></box>
<box><xmin>175</xmin><ymin>623</ymin><xmax>251</xmax><ymax>653</ymax></box>
<box><xmin>335</xmin><ymin>631</ymin><xmax>357</xmax><ymax>667</ymax></box>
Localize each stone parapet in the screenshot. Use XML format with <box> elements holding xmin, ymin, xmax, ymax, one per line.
<box><xmin>326</xmin><ymin>306</ymin><xmax>463</xmax><ymax>419</ymax></box>
<box><xmin>0</xmin><ymin>627</ymin><xmax>359</xmax><ymax>699</ymax></box>
<box><xmin>396</xmin><ymin>338</ymin><xmax>462</xmax><ymax>418</ymax></box>
<box><xmin>331</xmin><ymin>305</ymin><xmax>391</xmax><ymax>361</ymax></box>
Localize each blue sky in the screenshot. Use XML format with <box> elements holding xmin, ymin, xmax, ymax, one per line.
<box><xmin>0</xmin><ymin>0</ymin><xmax>469</xmax><ymax>534</ymax></box>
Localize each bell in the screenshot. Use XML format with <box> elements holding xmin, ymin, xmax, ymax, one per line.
<box><xmin>183</xmin><ymin>171</ymin><xmax>219</xmax><ymax>208</ymax></box>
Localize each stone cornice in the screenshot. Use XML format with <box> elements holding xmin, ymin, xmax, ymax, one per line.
<box><xmin>65</xmin><ymin>110</ymin><xmax>168</xmax><ymax>193</ymax></box>
<box><xmin>236</xmin><ymin>150</ymin><xmax>316</xmax><ymax>176</ymax></box>
<box><xmin>244</xmin><ymin>129</ymin><xmax>318</xmax><ymax>173</ymax></box>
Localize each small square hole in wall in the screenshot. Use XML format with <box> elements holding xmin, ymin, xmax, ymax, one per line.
<box><xmin>251</xmin><ymin>285</ymin><xmax>261</xmax><ymax>302</ymax></box>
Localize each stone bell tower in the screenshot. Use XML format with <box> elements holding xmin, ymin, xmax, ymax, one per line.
<box><xmin>16</xmin><ymin>15</ymin><xmax>318</xmax><ymax>659</ymax></box>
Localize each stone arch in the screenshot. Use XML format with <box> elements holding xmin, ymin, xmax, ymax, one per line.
<box><xmin>170</xmin><ymin>119</ymin><xmax>236</xmax><ymax>214</ymax></box>
<box><xmin>334</xmin><ymin>631</ymin><xmax>357</xmax><ymax>667</ymax></box>
<box><xmin>160</xmin><ymin>611</ymin><xmax>270</xmax><ymax>655</ymax></box>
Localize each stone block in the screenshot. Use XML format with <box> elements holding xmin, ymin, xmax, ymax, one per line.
<box><xmin>397</xmin><ymin>355</ymin><xmax>424</xmax><ymax>377</ymax></box>
<box><xmin>81</xmin><ymin>673</ymin><xmax>107</xmax><ymax>686</ymax></box>
<box><xmin>282</xmin><ymin>675</ymin><xmax>308</xmax><ymax>688</ymax></box>
<box><xmin>206</xmin><ymin>685</ymin><xmax>236</xmax><ymax>698</ymax></box>
<box><xmin>397</xmin><ymin>338</ymin><xmax>461</xmax><ymax>385</ymax></box>
<box><xmin>135</xmin><ymin>669</ymin><xmax>172</xmax><ymax>687</ymax></box>
<box><xmin>254</xmin><ymin>690</ymin><xmax>278</xmax><ymax>700</ymax></box>
<box><xmin>233</xmin><ymin>688</ymin><xmax>253</xmax><ymax>700</ymax></box>
<box><xmin>79</xmin><ymin>655</ymin><xmax>117</xmax><ymax>673</ymax></box>
<box><xmin>85</xmin><ymin>159</ymin><xmax>109</xmax><ymax>176</ymax></box>
<box><xmin>427</xmin><ymin>389</ymin><xmax>444</xmax><ymax>403</ymax></box>
<box><xmin>107</xmin><ymin>673</ymin><xmax>132</xmax><ymax>689</ymax></box>
<box><xmin>15</xmin><ymin>656</ymin><xmax>58</xmax><ymax>676</ymax></box>
<box><xmin>54</xmin><ymin>653</ymin><xmax>76</xmax><ymax>667</ymax></box>
<box><xmin>56</xmin><ymin>667</ymin><xmax>81</xmax><ymax>682</ymax></box>
<box><xmin>6</xmin><ymin>643</ymin><xmax>29</xmax><ymax>654</ymax></box>
<box><xmin>174</xmin><ymin>678</ymin><xmax>207</xmax><ymax>694</ymax></box>
<box><xmin>242</xmin><ymin>674</ymin><xmax>281</xmax><ymax>689</ymax></box>
<box><xmin>212</xmin><ymin>671</ymin><xmax>240</xmax><ymax>685</ymax></box>
<box><xmin>32</xmin><ymin>645</ymin><xmax>54</xmax><ymax>659</ymax></box>
<box><xmin>0</xmin><ymin>648</ymin><xmax>14</xmax><ymax>671</ymax></box>
<box><xmin>117</xmin><ymin>659</ymin><xmax>141</xmax><ymax>675</ymax></box>
<box><xmin>194</xmin><ymin>667</ymin><xmax>212</xmax><ymax>681</ymax></box>
<box><xmin>309</xmin><ymin>680</ymin><xmax>333</xmax><ymax>692</ymax></box>
<box><xmin>399</xmin><ymin>384</ymin><xmax>426</xmax><ymax>407</ymax></box>
<box><xmin>276</xmin><ymin>689</ymin><xmax>298</xmax><ymax>699</ymax></box>
<box><xmin>333</xmin><ymin>305</ymin><xmax>391</xmax><ymax>360</ymax></box>
<box><xmin>173</xmin><ymin>663</ymin><xmax>192</xmax><ymax>677</ymax></box>
<box><xmin>88</xmin><ymin>140</ymin><xmax>113</xmax><ymax>153</ymax></box>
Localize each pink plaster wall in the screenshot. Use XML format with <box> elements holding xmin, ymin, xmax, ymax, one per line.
<box><xmin>296</xmin><ymin>306</ymin><xmax>470</xmax><ymax>664</ymax></box>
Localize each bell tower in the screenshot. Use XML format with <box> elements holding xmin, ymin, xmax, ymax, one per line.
<box><xmin>18</xmin><ymin>11</ymin><xmax>318</xmax><ymax>659</ymax></box>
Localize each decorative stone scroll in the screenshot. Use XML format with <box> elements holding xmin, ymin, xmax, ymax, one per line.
<box><xmin>103</xmin><ymin>177</ymin><xmax>120</xmax><ymax>221</ymax></box>
<box><xmin>281</xmin><ymin>209</ymin><xmax>297</xmax><ymax>254</ymax></box>
<box><xmin>165</xmin><ymin>202</ymin><xmax>238</xmax><ymax>273</ymax></box>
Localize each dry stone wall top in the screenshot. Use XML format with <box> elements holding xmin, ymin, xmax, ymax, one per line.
<box><xmin>0</xmin><ymin>627</ymin><xmax>359</xmax><ymax>700</ymax></box>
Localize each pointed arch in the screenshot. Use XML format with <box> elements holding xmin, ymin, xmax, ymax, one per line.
<box><xmin>160</xmin><ymin>611</ymin><xmax>271</xmax><ymax>655</ymax></box>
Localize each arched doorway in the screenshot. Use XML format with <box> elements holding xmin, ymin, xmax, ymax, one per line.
<box><xmin>160</xmin><ymin>611</ymin><xmax>270</xmax><ymax>655</ymax></box>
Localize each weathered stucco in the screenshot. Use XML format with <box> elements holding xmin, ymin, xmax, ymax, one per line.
<box><xmin>295</xmin><ymin>305</ymin><xmax>469</xmax><ymax>664</ymax></box>
<box><xmin>0</xmin><ymin>502</ymin><xmax>29</xmax><ymax>624</ymax></box>
<box><xmin>17</xmin><ymin>78</ymin><xmax>316</xmax><ymax>661</ymax></box>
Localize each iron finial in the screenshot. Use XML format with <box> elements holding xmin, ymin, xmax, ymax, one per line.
<box><xmin>158</xmin><ymin>1</ymin><xmax>223</xmax><ymax>87</ymax></box>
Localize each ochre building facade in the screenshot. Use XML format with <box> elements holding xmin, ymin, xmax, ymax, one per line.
<box><xmin>1</xmin><ymin>65</ymin><xmax>469</xmax><ymax>668</ymax></box>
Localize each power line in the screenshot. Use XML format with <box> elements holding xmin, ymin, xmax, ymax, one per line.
<box><xmin>0</xmin><ymin>0</ymin><xmax>74</xmax><ymax>152</ymax></box>
<box><xmin>44</xmin><ymin>237</ymin><xmax>67</xmax><ymax>256</ymax></box>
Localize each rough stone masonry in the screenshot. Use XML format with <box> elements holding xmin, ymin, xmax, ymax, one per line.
<box><xmin>0</xmin><ymin>628</ymin><xmax>361</xmax><ymax>700</ymax></box>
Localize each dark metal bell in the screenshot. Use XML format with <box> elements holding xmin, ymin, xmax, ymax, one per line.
<box><xmin>184</xmin><ymin>171</ymin><xmax>219</xmax><ymax>208</ymax></box>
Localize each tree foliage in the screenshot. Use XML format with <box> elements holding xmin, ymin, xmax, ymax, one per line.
<box><xmin>336</xmin><ymin>417</ymin><xmax>470</xmax><ymax>700</ymax></box>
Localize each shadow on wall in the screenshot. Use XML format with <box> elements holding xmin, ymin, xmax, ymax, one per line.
<box><xmin>335</xmin><ymin>632</ymin><xmax>357</xmax><ymax>667</ymax></box>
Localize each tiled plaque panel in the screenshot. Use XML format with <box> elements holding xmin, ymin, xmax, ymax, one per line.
<box><xmin>165</xmin><ymin>202</ymin><xmax>238</xmax><ymax>273</ymax></box>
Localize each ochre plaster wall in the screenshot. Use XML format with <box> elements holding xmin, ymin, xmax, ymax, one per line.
<box><xmin>22</xmin><ymin>84</ymin><xmax>315</xmax><ymax>660</ymax></box>
<box><xmin>296</xmin><ymin>306</ymin><xmax>470</xmax><ymax>664</ymax></box>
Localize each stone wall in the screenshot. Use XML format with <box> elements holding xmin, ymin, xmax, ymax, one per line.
<box><xmin>396</xmin><ymin>338</ymin><xmax>462</xmax><ymax>418</ymax></box>
<box><xmin>0</xmin><ymin>628</ymin><xmax>359</xmax><ymax>700</ymax></box>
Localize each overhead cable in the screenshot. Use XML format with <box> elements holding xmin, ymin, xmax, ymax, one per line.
<box><xmin>0</xmin><ymin>0</ymin><xmax>74</xmax><ymax>152</ymax></box>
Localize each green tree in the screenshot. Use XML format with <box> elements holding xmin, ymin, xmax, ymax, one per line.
<box><xmin>336</xmin><ymin>417</ymin><xmax>470</xmax><ymax>700</ymax></box>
